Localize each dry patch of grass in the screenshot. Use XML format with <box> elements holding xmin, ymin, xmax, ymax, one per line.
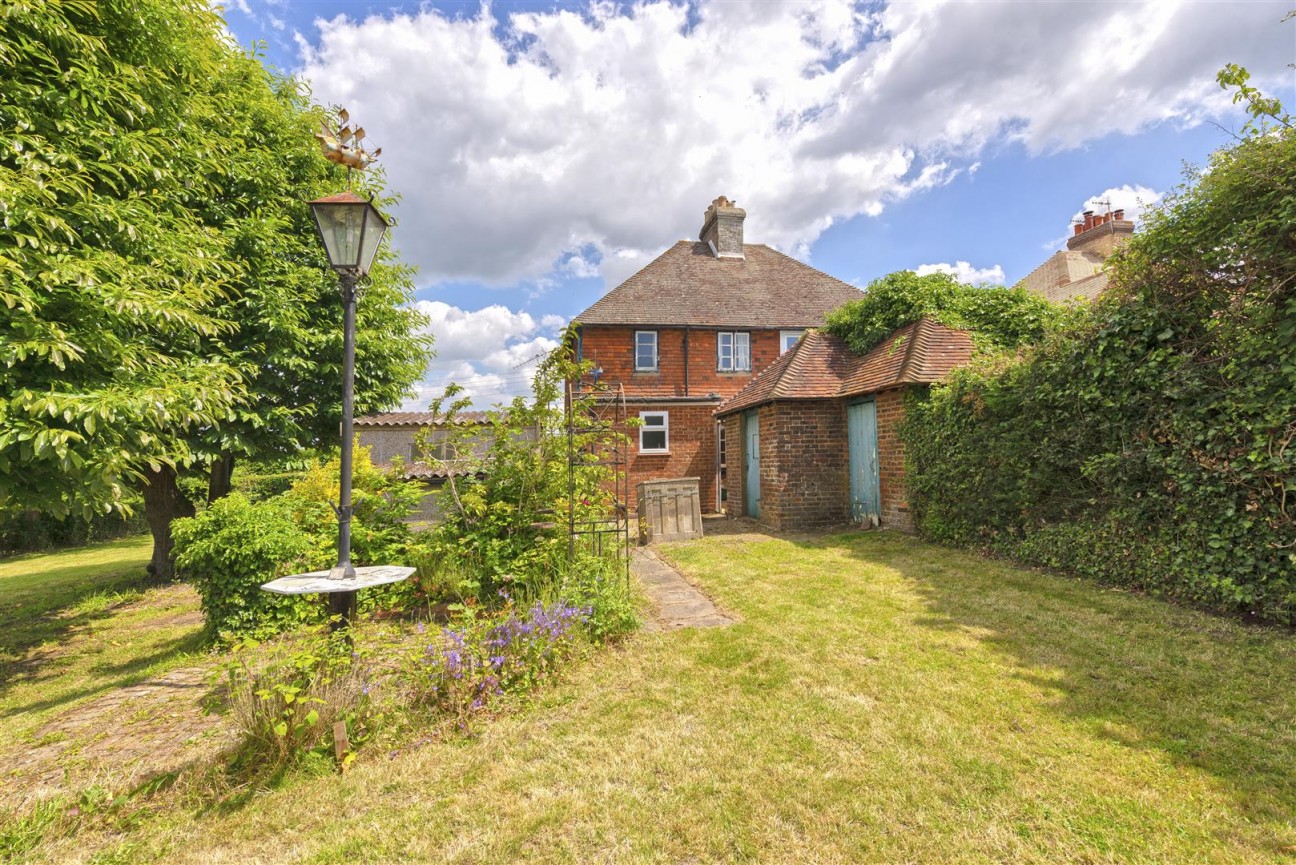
<box><xmin>10</xmin><ymin>529</ymin><xmax>1296</xmax><ymax>864</ymax></box>
<box><xmin>0</xmin><ymin>539</ymin><xmax>227</xmax><ymax>827</ymax></box>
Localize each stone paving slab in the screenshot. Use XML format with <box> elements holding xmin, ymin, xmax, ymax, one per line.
<box><xmin>633</xmin><ymin>548</ymin><xmax>736</xmax><ymax>632</ymax></box>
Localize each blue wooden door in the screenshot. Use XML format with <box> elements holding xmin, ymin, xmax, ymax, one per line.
<box><xmin>744</xmin><ymin>410</ymin><xmax>760</xmax><ymax>518</ymax></box>
<box><xmin>847</xmin><ymin>400</ymin><xmax>880</xmax><ymax>523</ymax></box>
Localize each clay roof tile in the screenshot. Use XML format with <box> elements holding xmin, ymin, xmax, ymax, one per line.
<box><xmin>574</xmin><ymin>241</ymin><xmax>863</xmax><ymax>328</ymax></box>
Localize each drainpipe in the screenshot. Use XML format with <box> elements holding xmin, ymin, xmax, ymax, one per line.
<box><xmin>683</xmin><ymin>327</ymin><xmax>690</xmax><ymax>396</ymax></box>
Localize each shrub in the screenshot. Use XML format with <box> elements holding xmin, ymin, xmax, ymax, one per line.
<box><xmin>283</xmin><ymin>442</ymin><xmax>423</xmax><ymax>569</ymax></box>
<box><xmin>421</xmin><ymin>328</ymin><xmax>636</xmax><ymax>638</ymax></box>
<box><xmin>552</xmin><ymin>548</ymin><xmax>637</xmax><ymax>641</ymax></box>
<box><xmin>824</xmin><ymin>270</ymin><xmax>1069</xmax><ymax>356</ymax></box>
<box><xmin>0</xmin><ymin>506</ymin><xmax>146</xmax><ymax>557</ymax></box>
<box><xmin>901</xmin><ymin>119</ymin><xmax>1296</xmax><ymax>624</ymax></box>
<box><xmin>173</xmin><ymin>493</ymin><xmax>327</xmax><ymax>641</ymax></box>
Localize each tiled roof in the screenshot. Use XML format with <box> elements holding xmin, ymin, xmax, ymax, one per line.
<box><xmin>574</xmin><ymin>241</ymin><xmax>863</xmax><ymax>328</ymax></box>
<box><xmin>354</xmin><ymin>411</ymin><xmax>495</xmax><ymax>427</ymax></box>
<box><xmin>835</xmin><ymin>318</ymin><xmax>975</xmax><ymax>396</ymax></box>
<box><xmin>716</xmin><ymin>318</ymin><xmax>975</xmax><ymax>416</ymax></box>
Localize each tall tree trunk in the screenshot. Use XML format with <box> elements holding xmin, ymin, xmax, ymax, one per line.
<box><xmin>207</xmin><ymin>451</ymin><xmax>235</xmax><ymax>503</ymax></box>
<box><xmin>141</xmin><ymin>464</ymin><xmax>194</xmax><ymax>581</ymax></box>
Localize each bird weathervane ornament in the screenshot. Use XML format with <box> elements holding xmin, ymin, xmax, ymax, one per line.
<box><xmin>316</xmin><ymin>108</ymin><xmax>382</xmax><ymax>183</ymax></box>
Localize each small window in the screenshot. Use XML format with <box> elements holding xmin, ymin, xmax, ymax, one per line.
<box><xmin>635</xmin><ymin>331</ymin><xmax>658</xmax><ymax>371</ymax></box>
<box><xmin>780</xmin><ymin>330</ymin><xmax>804</xmax><ymax>354</ymax></box>
<box><xmin>419</xmin><ymin>440</ymin><xmax>457</xmax><ymax>461</ymax></box>
<box><xmin>717</xmin><ymin>332</ymin><xmax>751</xmax><ymax>371</ymax></box>
<box><xmin>639</xmin><ymin>411</ymin><xmax>668</xmax><ymax>454</ymax></box>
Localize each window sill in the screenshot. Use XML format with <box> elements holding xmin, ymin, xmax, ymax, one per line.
<box><xmin>638</xmin><ymin>450</ymin><xmax>671</xmax><ymax>456</ymax></box>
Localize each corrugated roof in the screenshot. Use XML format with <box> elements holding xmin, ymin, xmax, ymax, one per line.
<box><xmin>574</xmin><ymin>241</ymin><xmax>863</xmax><ymax>328</ymax></box>
<box><xmin>716</xmin><ymin>318</ymin><xmax>975</xmax><ymax>416</ymax></box>
<box><xmin>395</xmin><ymin>462</ymin><xmax>482</xmax><ymax>480</ymax></box>
<box><xmin>354</xmin><ymin>411</ymin><xmax>495</xmax><ymax>427</ymax></box>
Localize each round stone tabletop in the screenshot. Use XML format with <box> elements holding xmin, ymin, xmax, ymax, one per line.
<box><xmin>260</xmin><ymin>565</ymin><xmax>415</xmax><ymax>596</ymax></box>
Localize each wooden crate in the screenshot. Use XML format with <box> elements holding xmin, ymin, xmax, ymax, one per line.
<box><xmin>637</xmin><ymin>478</ymin><xmax>704</xmax><ymax>544</ymax></box>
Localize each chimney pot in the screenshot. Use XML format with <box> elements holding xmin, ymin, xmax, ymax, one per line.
<box><xmin>1073</xmin><ymin>223</ymin><xmax>1084</xmax><ymax>236</ymax></box>
<box><xmin>1083</xmin><ymin>210</ymin><xmax>1094</xmax><ymax>230</ymax></box>
<box><xmin>1113</xmin><ymin>208</ymin><xmax>1125</xmax><ymax>221</ymax></box>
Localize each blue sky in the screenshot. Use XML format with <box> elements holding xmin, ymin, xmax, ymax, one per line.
<box><xmin>220</xmin><ymin>0</ymin><xmax>1295</xmax><ymax>408</ymax></box>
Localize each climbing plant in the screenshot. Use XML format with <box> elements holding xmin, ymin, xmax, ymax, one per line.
<box><xmin>902</xmin><ymin>81</ymin><xmax>1296</xmax><ymax>623</ymax></box>
<box><xmin>824</xmin><ymin>270</ymin><xmax>1070</xmax><ymax>356</ymax></box>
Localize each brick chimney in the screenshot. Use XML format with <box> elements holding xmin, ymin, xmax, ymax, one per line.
<box><xmin>1067</xmin><ymin>208</ymin><xmax>1135</xmax><ymax>257</ymax></box>
<box><xmin>700</xmin><ymin>196</ymin><xmax>746</xmax><ymax>259</ymax></box>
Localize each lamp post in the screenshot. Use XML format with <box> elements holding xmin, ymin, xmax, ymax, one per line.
<box><xmin>261</xmin><ymin>117</ymin><xmax>413</xmax><ymax>634</ymax></box>
<box><xmin>307</xmin><ymin>191</ymin><xmax>389</xmax><ymax>628</ymax></box>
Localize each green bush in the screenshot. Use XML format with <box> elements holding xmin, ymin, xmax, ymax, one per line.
<box><xmin>824</xmin><ymin>270</ymin><xmax>1070</xmax><ymax>355</ymax></box>
<box><xmin>173</xmin><ymin>493</ymin><xmax>327</xmax><ymax>641</ymax></box>
<box><xmin>282</xmin><ymin>443</ymin><xmax>423</xmax><ymax>569</ymax></box>
<box><xmin>420</xmin><ymin>329</ymin><xmax>637</xmax><ymax>638</ymax></box>
<box><xmin>902</xmin><ymin>122</ymin><xmax>1296</xmax><ymax>624</ymax></box>
<box><xmin>234</xmin><ymin>469</ymin><xmax>306</xmax><ymax>502</ymax></box>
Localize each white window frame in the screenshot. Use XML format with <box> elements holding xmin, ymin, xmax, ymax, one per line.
<box><xmin>638</xmin><ymin>411</ymin><xmax>669</xmax><ymax>454</ymax></box>
<box><xmin>634</xmin><ymin>330</ymin><xmax>658</xmax><ymax>371</ymax></box>
<box><xmin>779</xmin><ymin>330</ymin><xmax>804</xmax><ymax>354</ymax></box>
<box><xmin>717</xmin><ymin>331</ymin><xmax>751</xmax><ymax>371</ymax></box>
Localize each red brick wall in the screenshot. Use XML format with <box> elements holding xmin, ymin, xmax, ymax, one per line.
<box><xmin>760</xmin><ymin>402</ymin><xmax>850</xmax><ymax>530</ymax></box>
<box><xmin>721</xmin><ymin>389</ymin><xmax>916</xmax><ymax>532</ymax></box>
<box><xmin>622</xmin><ymin>402</ymin><xmax>722</xmax><ymax>514</ymax></box>
<box><xmin>577</xmin><ymin>324</ymin><xmax>794</xmax><ymax>516</ymax></box>
<box><xmin>578</xmin><ymin>325</ymin><xmax>786</xmax><ymax>399</ymax></box>
<box><xmin>875</xmin><ymin>389</ymin><xmax>912</xmax><ymax>531</ymax></box>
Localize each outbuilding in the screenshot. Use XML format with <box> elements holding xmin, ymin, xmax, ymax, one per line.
<box><xmin>714</xmin><ymin>318</ymin><xmax>974</xmax><ymax>531</ymax></box>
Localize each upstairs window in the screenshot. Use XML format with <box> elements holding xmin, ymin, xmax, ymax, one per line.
<box><xmin>639</xmin><ymin>411</ymin><xmax>669</xmax><ymax>453</ymax></box>
<box><xmin>779</xmin><ymin>330</ymin><xmax>804</xmax><ymax>354</ymax></box>
<box><xmin>717</xmin><ymin>331</ymin><xmax>751</xmax><ymax>371</ymax></box>
<box><xmin>635</xmin><ymin>330</ymin><xmax>658</xmax><ymax>371</ymax></box>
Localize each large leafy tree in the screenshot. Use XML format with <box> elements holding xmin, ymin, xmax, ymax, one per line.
<box><xmin>0</xmin><ymin>0</ymin><xmax>430</xmax><ymax>577</ymax></box>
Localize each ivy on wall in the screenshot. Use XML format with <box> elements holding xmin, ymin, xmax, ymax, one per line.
<box><xmin>902</xmin><ymin>122</ymin><xmax>1296</xmax><ymax>624</ymax></box>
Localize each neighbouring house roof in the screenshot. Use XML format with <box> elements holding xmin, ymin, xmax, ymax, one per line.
<box><xmin>716</xmin><ymin>318</ymin><xmax>975</xmax><ymax>416</ymax></box>
<box><xmin>353</xmin><ymin>411</ymin><xmax>495</xmax><ymax>427</ymax></box>
<box><xmin>399</xmin><ymin>462</ymin><xmax>483</xmax><ymax>480</ymax></box>
<box><xmin>573</xmin><ymin>241</ymin><xmax>863</xmax><ymax>328</ymax></box>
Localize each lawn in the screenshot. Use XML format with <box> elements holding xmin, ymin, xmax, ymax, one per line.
<box><xmin>5</xmin><ymin>528</ymin><xmax>1296</xmax><ymax>863</ymax></box>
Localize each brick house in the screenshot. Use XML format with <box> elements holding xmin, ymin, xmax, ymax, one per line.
<box><xmin>714</xmin><ymin>319</ymin><xmax>973</xmax><ymax>531</ymax></box>
<box><xmin>1017</xmin><ymin>209</ymin><xmax>1134</xmax><ymax>302</ymax></box>
<box><xmin>569</xmin><ymin>197</ymin><xmax>863</xmax><ymax>513</ymax></box>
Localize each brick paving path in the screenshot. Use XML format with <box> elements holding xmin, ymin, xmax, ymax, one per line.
<box><xmin>633</xmin><ymin>548</ymin><xmax>736</xmax><ymax>632</ymax></box>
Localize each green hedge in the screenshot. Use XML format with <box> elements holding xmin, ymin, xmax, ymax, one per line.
<box><xmin>0</xmin><ymin>507</ymin><xmax>147</xmax><ymax>557</ymax></box>
<box><xmin>173</xmin><ymin>493</ymin><xmax>327</xmax><ymax>641</ymax></box>
<box><xmin>902</xmin><ymin>126</ymin><xmax>1295</xmax><ymax>624</ymax></box>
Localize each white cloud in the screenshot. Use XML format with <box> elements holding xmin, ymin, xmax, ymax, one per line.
<box><xmin>914</xmin><ymin>261</ymin><xmax>1006</xmax><ymax>285</ymax></box>
<box><xmin>405</xmin><ymin>301</ymin><xmax>563</xmax><ymax>409</ymax></box>
<box><xmin>298</xmin><ymin>0</ymin><xmax>1291</xmax><ymax>292</ymax></box>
